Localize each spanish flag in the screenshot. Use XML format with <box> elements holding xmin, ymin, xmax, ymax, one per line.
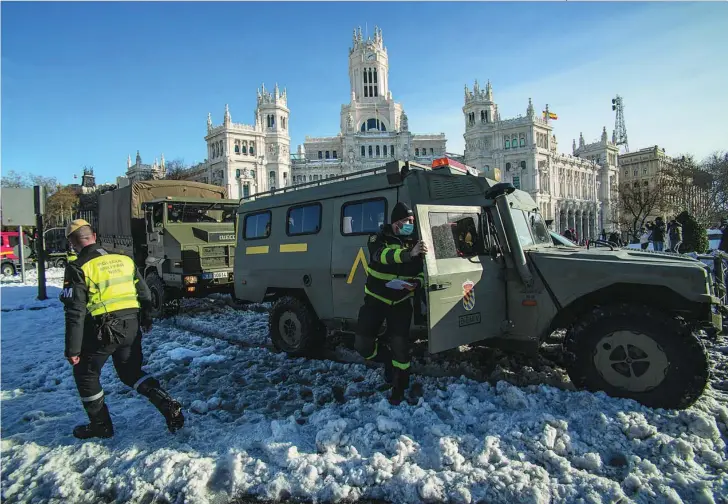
<box><xmin>543</xmin><ymin>111</ymin><xmax>558</xmax><ymax>120</ymax></box>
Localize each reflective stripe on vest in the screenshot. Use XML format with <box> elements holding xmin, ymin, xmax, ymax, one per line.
<box><xmin>80</xmin><ymin>253</ymin><xmax>140</xmax><ymax>316</ymax></box>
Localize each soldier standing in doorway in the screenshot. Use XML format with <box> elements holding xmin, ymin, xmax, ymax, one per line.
<box><xmin>354</xmin><ymin>202</ymin><xmax>428</xmax><ymax>405</ymax></box>
<box><xmin>60</xmin><ymin>219</ymin><xmax>184</xmax><ymax>439</ymax></box>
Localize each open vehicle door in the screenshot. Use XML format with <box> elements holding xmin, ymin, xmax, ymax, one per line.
<box><xmin>415</xmin><ymin>204</ymin><xmax>506</xmax><ymax>353</ymax></box>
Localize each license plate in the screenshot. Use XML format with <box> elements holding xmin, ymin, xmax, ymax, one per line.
<box><xmin>213</xmin><ymin>271</ymin><xmax>229</xmax><ymax>279</ymax></box>
<box><xmin>458</xmin><ymin>312</ymin><xmax>481</xmax><ymax>327</ymax></box>
<box><xmin>201</xmin><ymin>273</ymin><xmax>213</xmax><ymax>280</ymax></box>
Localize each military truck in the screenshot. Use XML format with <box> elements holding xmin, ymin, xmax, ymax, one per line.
<box><xmin>233</xmin><ymin>159</ymin><xmax>723</xmax><ymax>410</ymax></box>
<box><xmin>98</xmin><ymin>180</ymin><xmax>238</xmax><ymax>317</ymax></box>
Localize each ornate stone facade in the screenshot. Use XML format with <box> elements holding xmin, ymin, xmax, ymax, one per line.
<box><xmin>290</xmin><ymin>26</ymin><xmax>447</xmax><ymax>183</ymax></box>
<box><xmin>463</xmin><ymin>81</ymin><xmax>620</xmax><ymax>237</ymax></box>
<box><xmin>117</xmin><ymin>151</ymin><xmax>166</xmax><ymax>188</ymax></box>
<box><xmin>201</xmin><ymin>86</ymin><xmax>291</xmax><ymax>199</ymax></box>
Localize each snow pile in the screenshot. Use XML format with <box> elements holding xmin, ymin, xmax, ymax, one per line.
<box><xmin>2</xmin><ymin>277</ymin><xmax>728</xmax><ymax>503</ymax></box>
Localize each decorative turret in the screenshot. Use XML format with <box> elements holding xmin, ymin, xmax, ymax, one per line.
<box><xmin>400</xmin><ymin>110</ymin><xmax>409</xmax><ymax>132</ymax></box>
<box><xmin>485</xmin><ymin>80</ymin><xmax>493</xmax><ymax>101</ymax></box>
<box><xmin>127</xmin><ymin>154</ymin><xmax>132</xmax><ymax>169</ymax></box>
<box><xmin>136</xmin><ymin>150</ymin><xmax>142</xmax><ymax>166</ymax></box>
<box><xmin>224</xmin><ymin>104</ymin><xmax>231</xmax><ymax>125</ymax></box>
<box><xmin>572</xmin><ymin>139</ymin><xmax>577</xmax><ymax>155</ymax></box>
<box><xmin>207</xmin><ymin>112</ymin><xmax>212</xmax><ymax>133</ymax></box>
<box><xmin>601</xmin><ymin>126</ymin><xmax>608</xmax><ymax>143</ymax></box>
<box><xmin>579</xmin><ymin>132</ymin><xmax>585</xmax><ymax>148</ymax></box>
<box><xmin>527</xmin><ymin>97</ymin><xmax>534</xmax><ymax>118</ymax></box>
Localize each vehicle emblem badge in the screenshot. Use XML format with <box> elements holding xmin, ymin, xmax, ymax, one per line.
<box><xmin>462</xmin><ymin>280</ymin><xmax>475</xmax><ymax>311</ymax></box>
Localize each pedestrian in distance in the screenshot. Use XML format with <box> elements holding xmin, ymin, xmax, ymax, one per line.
<box><xmin>60</xmin><ymin>219</ymin><xmax>184</xmax><ymax>439</ymax></box>
<box><xmin>354</xmin><ymin>202</ymin><xmax>427</xmax><ymax>405</ymax></box>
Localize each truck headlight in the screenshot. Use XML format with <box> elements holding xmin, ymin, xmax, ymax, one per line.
<box><xmin>184</xmin><ymin>275</ymin><xmax>198</xmax><ymax>285</ymax></box>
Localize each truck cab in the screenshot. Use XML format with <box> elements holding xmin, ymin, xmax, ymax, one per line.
<box><xmin>140</xmin><ymin>197</ymin><xmax>238</xmax><ymax>315</ymax></box>
<box><xmin>234</xmin><ymin>159</ymin><xmax>723</xmax><ymax>409</ymax></box>
<box><xmin>1</xmin><ymin>230</ymin><xmax>32</xmax><ymax>276</ymax></box>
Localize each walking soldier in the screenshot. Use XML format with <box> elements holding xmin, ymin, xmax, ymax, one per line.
<box><xmin>354</xmin><ymin>202</ymin><xmax>428</xmax><ymax>405</ymax></box>
<box><xmin>61</xmin><ymin>219</ymin><xmax>184</xmax><ymax>439</ymax></box>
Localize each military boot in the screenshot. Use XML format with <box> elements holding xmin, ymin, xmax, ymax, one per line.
<box><xmin>73</xmin><ymin>401</ymin><xmax>114</xmax><ymax>440</ymax></box>
<box><xmin>389</xmin><ymin>368</ymin><xmax>410</xmax><ymax>406</ymax></box>
<box><xmin>137</xmin><ymin>378</ymin><xmax>185</xmax><ymax>433</ymax></box>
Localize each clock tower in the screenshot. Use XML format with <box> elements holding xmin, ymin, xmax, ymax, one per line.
<box><xmin>349</xmin><ymin>26</ymin><xmax>389</xmax><ymax>102</ymax></box>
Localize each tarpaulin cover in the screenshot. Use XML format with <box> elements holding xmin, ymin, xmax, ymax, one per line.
<box><xmin>98</xmin><ymin>180</ymin><xmax>227</xmax><ymax>237</ymax></box>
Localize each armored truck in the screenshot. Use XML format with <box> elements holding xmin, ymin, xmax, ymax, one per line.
<box><xmin>233</xmin><ymin>159</ymin><xmax>723</xmax><ymax>409</ymax></box>
<box><xmin>98</xmin><ymin>180</ymin><xmax>238</xmax><ymax>317</ymax></box>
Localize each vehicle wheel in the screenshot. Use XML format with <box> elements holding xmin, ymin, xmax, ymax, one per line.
<box><xmin>564</xmin><ymin>303</ymin><xmax>709</xmax><ymax>409</ymax></box>
<box><xmin>146</xmin><ymin>273</ymin><xmax>166</xmax><ymax>319</ymax></box>
<box><xmin>1</xmin><ymin>263</ymin><xmax>15</xmax><ymax>276</ymax></box>
<box><xmin>55</xmin><ymin>258</ymin><xmax>67</xmax><ymax>269</ymax></box>
<box><xmin>269</xmin><ymin>295</ymin><xmax>324</xmax><ymax>356</ymax></box>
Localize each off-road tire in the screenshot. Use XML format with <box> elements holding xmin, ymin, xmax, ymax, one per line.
<box><xmin>146</xmin><ymin>273</ymin><xmax>166</xmax><ymax>319</ymax></box>
<box><xmin>55</xmin><ymin>258</ymin><xmax>68</xmax><ymax>269</ymax></box>
<box><xmin>269</xmin><ymin>296</ymin><xmax>324</xmax><ymax>356</ymax></box>
<box><xmin>1</xmin><ymin>263</ymin><xmax>15</xmax><ymax>276</ymax></box>
<box><xmin>564</xmin><ymin>303</ymin><xmax>709</xmax><ymax>409</ymax></box>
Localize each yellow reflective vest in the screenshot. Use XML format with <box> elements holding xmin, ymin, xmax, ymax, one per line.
<box><xmin>80</xmin><ymin>252</ymin><xmax>141</xmax><ymax>316</ymax></box>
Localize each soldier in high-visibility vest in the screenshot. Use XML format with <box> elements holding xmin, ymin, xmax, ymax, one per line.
<box><xmin>60</xmin><ymin>219</ymin><xmax>184</xmax><ymax>439</ymax></box>
<box><xmin>354</xmin><ymin>202</ymin><xmax>428</xmax><ymax>405</ymax></box>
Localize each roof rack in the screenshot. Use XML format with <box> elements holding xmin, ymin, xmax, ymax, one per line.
<box><xmin>239</xmin><ymin>160</ymin><xmax>431</xmax><ymax>205</ymax></box>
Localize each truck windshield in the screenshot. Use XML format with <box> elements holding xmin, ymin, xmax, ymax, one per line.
<box><xmin>526</xmin><ymin>210</ymin><xmax>552</xmax><ymax>245</ymax></box>
<box><xmin>167</xmin><ymin>203</ymin><xmax>238</xmax><ymax>223</ymax></box>
<box><xmin>510</xmin><ymin>208</ymin><xmax>551</xmax><ymax>248</ymax></box>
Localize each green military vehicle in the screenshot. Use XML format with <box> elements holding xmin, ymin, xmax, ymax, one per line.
<box><xmin>98</xmin><ymin>180</ymin><xmax>238</xmax><ymax>318</ymax></box>
<box><xmin>233</xmin><ymin>159</ymin><xmax>723</xmax><ymax>410</ymax></box>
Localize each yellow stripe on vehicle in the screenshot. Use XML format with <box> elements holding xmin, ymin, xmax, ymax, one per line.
<box><xmin>246</xmin><ymin>246</ymin><xmax>270</xmax><ymax>255</ymax></box>
<box><xmin>279</xmin><ymin>243</ymin><xmax>308</xmax><ymax>253</ymax></box>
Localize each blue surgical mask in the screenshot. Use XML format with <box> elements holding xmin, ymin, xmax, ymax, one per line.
<box><xmin>398</xmin><ymin>223</ymin><xmax>414</xmax><ymax>236</ymax></box>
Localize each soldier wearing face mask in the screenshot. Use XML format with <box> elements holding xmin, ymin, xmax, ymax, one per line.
<box><xmin>354</xmin><ymin>202</ymin><xmax>428</xmax><ymax>405</ymax></box>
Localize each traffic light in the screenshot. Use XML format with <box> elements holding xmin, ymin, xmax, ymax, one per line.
<box><xmin>612</xmin><ymin>98</ymin><xmax>616</xmax><ymax>111</ymax></box>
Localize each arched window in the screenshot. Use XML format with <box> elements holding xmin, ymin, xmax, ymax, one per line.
<box><xmin>242</xmin><ymin>142</ymin><xmax>248</xmax><ymax>155</ymax></box>
<box><xmin>506</xmin><ymin>162</ymin><xmax>512</xmax><ymax>171</ymax></box>
<box><xmin>519</xmin><ymin>134</ymin><xmax>526</xmax><ymax>147</ymax></box>
<box><xmin>415</xmin><ymin>148</ymin><xmax>420</xmax><ymax>156</ymax></box>
<box><xmin>391</xmin><ymin>145</ymin><xmax>395</xmax><ymax>157</ymax></box>
<box><xmin>383</xmin><ymin>145</ymin><xmax>388</xmax><ymax>156</ymax></box>
<box><xmin>368</xmin><ymin>145</ymin><xmax>373</xmax><ymax>157</ymax></box>
<box><xmin>235</xmin><ymin>142</ymin><xmax>240</xmax><ymax>154</ymax></box>
<box><xmin>361</xmin><ymin>118</ymin><xmax>386</xmax><ymax>132</ymax></box>
<box><xmin>249</xmin><ymin>145</ymin><xmax>254</xmax><ymax>155</ymax></box>
<box><xmin>505</xmin><ymin>139</ymin><xmax>510</xmax><ymax>149</ymax></box>
<box><xmin>520</xmin><ymin>161</ymin><xmax>526</xmax><ymax>170</ymax></box>
<box><xmin>376</xmin><ymin>145</ymin><xmax>380</xmax><ymax>157</ymax></box>
<box><xmin>361</xmin><ymin>146</ymin><xmax>365</xmax><ymax>157</ymax></box>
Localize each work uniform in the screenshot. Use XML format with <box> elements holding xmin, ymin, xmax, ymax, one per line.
<box><xmin>61</xmin><ymin>226</ymin><xmax>184</xmax><ymax>439</ymax></box>
<box><xmin>355</xmin><ymin>202</ymin><xmax>424</xmax><ymax>404</ymax></box>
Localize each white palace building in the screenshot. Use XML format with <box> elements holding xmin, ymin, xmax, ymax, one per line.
<box><xmin>290</xmin><ymin>26</ymin><xmax>447</xmax><ymax>183</ymax></box>
<box><xmin>463</xmin><ymin>81</ymin><xmax>621</xmax><ymax>238</ymax></box>
<box><xmin>121</xmin><ymin>26</ymin><xmax>621</xmax><ymax>237</ymax></box>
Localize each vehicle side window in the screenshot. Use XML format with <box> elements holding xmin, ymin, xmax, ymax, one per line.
<box><xmin>342</xmin><ymin>198</ymin><xmax>387</xmax><ymax>235</ymax></box>
<box><xmin>244</xmin><ymin>211</ymin><xmax>271</xmax><ymax>240</ymax></box>
<box><xmin>8</xmin><ymin>236</ymin><xmax>19</xmax><ymax>248</ymax></box>
<box><xmin>428</xmin><ymin>212</ymin><xmax>481</xmax><ymax>259</ymax></box>
<box><xmin>153</xmin><ymin>204</ymin><xmax>164</xmax><ymax>227</ymax></box>
<box><xmin>287</xmin><ymin>204</ymin><xmax>321</xmax><ymax>236</ymax></box>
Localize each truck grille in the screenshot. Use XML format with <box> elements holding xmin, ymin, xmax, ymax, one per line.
<box><xmin>182</xmin><ymin>245</ymin><xmax>232</xmax><ymax>272</ymax></box>
<box><xmin>202</xmin><ymin>246</ymin><xmax>226</xmax><ymax>255</ymax></box>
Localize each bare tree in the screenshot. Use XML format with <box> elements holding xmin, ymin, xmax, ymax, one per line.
<box><xmin>661</xmin><ymin>154</ymin><xmax>716</xmax><ymax>225</ymax></box>
<box><xmin>702</xmin><ymin>151</ymin><xmax>728</xmax><ymax>222</ymax></box>
<box><xmin>0</xmin><ymin>170</ymin><xmax>31</xmax><ymax>188</ymax></box>
<box><xmin>164</xmin><ymin>158</ymin><xmax>190</xmax><ymax>180</ymax></box>
<box><xmin>618</xmin><ymin>179</ymin><xmax>665</xmax><ymax>238</ymax></box>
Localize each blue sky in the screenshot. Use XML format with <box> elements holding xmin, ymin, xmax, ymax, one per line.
<box><xmin>2</xmin><ymin>1</ymin><xmax>727</xmax><ymax>185</ymax></box>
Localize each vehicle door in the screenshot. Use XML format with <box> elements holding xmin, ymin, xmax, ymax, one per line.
<box><xmin>415</xmin><ymin>204</ymin><xmax>506</xmax><ymax>354</ymax></box>
<box><xmin>146</xmin><ymin>203</ymin><xmax>165</xmax><ymax>258</ymax></box>
<box><xmin>330</xmin><ymin>193</ymin><xmax>396</xmax><ymax>322</ymax></box>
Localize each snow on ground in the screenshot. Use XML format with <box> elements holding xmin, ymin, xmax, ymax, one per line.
<box><xmin>2</xmin><ymin>274</ymin><xmax>728</xmax><ymax>504</ymax></box>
